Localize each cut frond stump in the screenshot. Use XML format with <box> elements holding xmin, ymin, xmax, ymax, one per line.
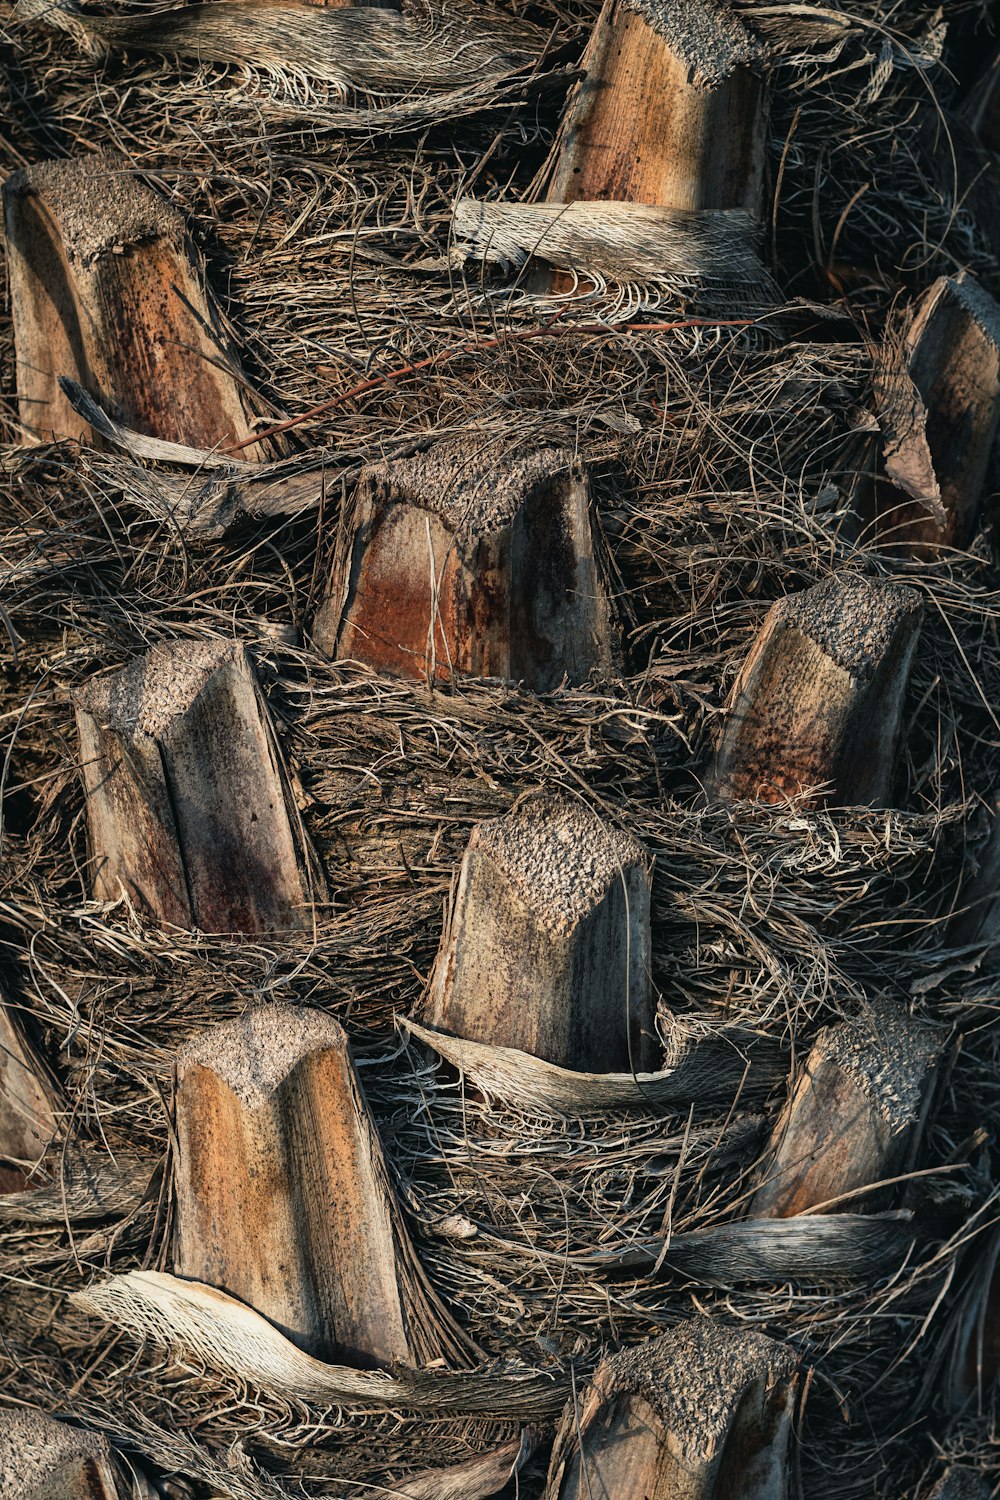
<box><xmin>927</xmin><ymin>1470</ymin><xmax>992</xmax><ymax>1500</ymax></box>
<box><xmin>537</xmin><ymin>0</ymin><xmax>768</xmax><ymax>213</ymax></box>
<box><xmin>0</xmin><ymin>1408</ymin><xmax>120</xmax><ymax>1499</ymax></box>
<box><xmin>3</xmin><ymin>155</ymin><xmax>261</xmax><ymax>451</ymax></box>
<box><xmin>74</xmin><ymin>639</ymin><xmax>307</xmax><ymax>934</ymax></box>
<box><xmin>174</xmin><ymin>1004</ymin><xmax>470</xmax><ymax>1368</ymax></box>
<box><xmin>423</xmin><ymin>792</ymin><xmax>654</xmax><ymax>1071</ymax></box>
<box><xmin>712</xmin><ymin>575</ymin><xmax>922</xmax><ymax>807</ymax></box>
<box><xmin>751</xmin><ymin>1002</ymin><xmax>942</xmax><ymax>1218</ymax></box>
<box><xmin>875</xmin><ymin>275</ymin><xmax>1000</xmax><ymax>551</ymax></box>
<box><xmin>543</xmin><ymin>1320</ymin><xmax>798</xmax><ymax>1500</ymax></box>
<box><xmin>0</xmin><ymin>998</ymin><xmax>57</xmax><ymax>1192</ymax></box>
<box><xmin>314</xmin><ymin>439</ymin><xmax>611</xmax><ymax>689</ymax></box>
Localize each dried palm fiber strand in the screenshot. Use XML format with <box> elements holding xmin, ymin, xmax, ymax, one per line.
<box><xmin>421</xmin><ymin>790</ymin><xmax>655</xmax><ymax>1070</ymax></box>
<box><xmin>450</xmin><ymin>199</ymin><xmax>781</xmax><ymax>318</ymax></box>
<box><xmin>711</xmin><ymin>574</ymin><xmax>923</xmax><ymax>807</ymax></box>
<box><xmin>11</xmin><ymin>0</ymin><xmax>547</xmax><ymax>99</ymax></box>
<box><xmin>400</xmin><ymin>1012</ymin><xmax>785</xmax><ymax>1113</ymax></box>
<box><xmin>2</xmin><ymin>0</ymin><xmax>1000</xmax><ymax>1496</ymax></box>
<box><xmin>870</xmin><ymin>275</ymin><xmax>1000</xmax><ymax>554</ymax></box>
<box><xmin>74</xmin><ymin>639</ymin><xmax>314</xmax><ymax>934</ymax></box>
<box><xmin>542</xmin><ymin>1320</ymin><xmax>799</xmax><ymax>1500</ymax></box>
<box><xmin>0</xmin><ymin>1407</ymin><xmax>123</xmax><ymax>1499</ymax></box>
<box><xmin>313</xmin><ymin>436</ymin><xmax>613</xmax><ymax>688</ymax></box>
<box><xmin>3</xmin><ymin>154</ymin><xmax>266</xmax><ymax>453</ymax></box>
<box><xmin>72</xmin><ymin>1270</ymin><xmax>571</xmax><ymax>1419</ymax></box>
<box><xmin>750</xmin><ymin>999</ymin><xmax>943</xmax><ymax>1217</ymax></box>
<box><xmin>172</xmin><ymin>1003</ymin><xmax>475</xmax><ymax>1367</ymax></box>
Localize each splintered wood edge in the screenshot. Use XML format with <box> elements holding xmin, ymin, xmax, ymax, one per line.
<box><xmin>175</xmin><ymin>1003</ymin><xmax>348</xmax><ymax>1110</ymax></box>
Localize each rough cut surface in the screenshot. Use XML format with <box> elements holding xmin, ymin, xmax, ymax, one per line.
<box><xmin>174</xmin><ymin>1003</ymin><xmax>438</xmax><ymax>1366</ymax></box>
<box><xmin>822</xmin><ymin>1000</ymin><xmax>941</xmax><ymax>1130</ymax></box>
<box><xmin>0</xmin><ymin>1407</ymin><xmax>117</xmax><ymax>1497</ymax></box>
<box><xmin>472</xmin><ymin>792</ymin><xmax>647</xmax><ymax>937</ymax></box>
<box><xmin>3</xmin><ymin>153</ymin><xmax>261</xmax><ymax>449</ymax></box>
<box><xmin>6</xmin><ymin>155</ymin><xmax>181</xmax><ymax>266</ymax></box>
<box><xmin>625</xmin><ymin>0</ymin><xmax>764</xmax><ymax>85</ymax></box>
<box><xmin>780</xmin><ymin>576</ymin><xmax>922</xmax><ymax>681</ymax></box>
<box><xmin>360</xmin><ymin>437</ymin><xmax>576</xmax><ymax>538</ymax></box>
<box><xmin>751</xmin><ymin>1001</ymin><xmax>942</xmax><ymax>1218</ymax></box>
<box><xmin>425</xmin><ymin>791</ymin><xmax>654</xmax><ymax>1070</ymax></box>
<box><xmin>713</xmin><ymin>575</ymin><xmax>923</xmax><ymax>806</ymax></box>
<box><xmin>75</xmin><ymin>640</ymin><xmax>307</xmax><ymax>932</ymax></box>
<box><xmin>176</xmin><ymin>1003</ymin><xmax>346</xmax><ymax>1111</ymax></box>
<box><xmin>317</xmin><ymin>440</ymin><xmax>612</xmax><ymax>689</ymax></box>
<box><xmin>545</xmin><ymin>1319</ymin><xmax>797</xmax><ymax>1499</ymax></box>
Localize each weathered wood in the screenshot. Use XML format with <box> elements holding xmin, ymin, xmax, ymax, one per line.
<box><xmin>751</xmin><ymin>1002</ymin><xmax>941</xmax><ymax>1218</ymax></box>
<box><xmin>314</xmin><ymin>438</ymin><xmax>612</xmax><ymax>690</ymax></box>
<box><xmin>874</xmin><ymin>275</ymin><xmax>1000</xmax><ymax>551</ymax></box>
<box><xmin>544</xmin><ymin>1320</ymin><xmax>798</xmax><ymax>1500</ymax></box>
<box><xmin>174</xmin><ymin>1003</ymin><xmax>467</xmax><ymax>1368</ymax></box>
<box><xmin>537</xmin><ymin>0</ymin><xmax>767</xmax><ymax>213</ymax></box>
<box><xmin>712</xmin><ymin>575</ymin><xmax>922</xmax><ymax>807</ymax></box>
<box><xmin>926</xmin><ymin>1468</ymin><xmax>991</xmax><ymax>1500</ymax></box>
<box><xmin>423</xmin><ymin>792</ymin><xmax>655</xmax><ymax>1071</ymax></box>
<box><xmin>0</xmin><ymin>1408</ymin><xmax>120</xmax><ymax>1499</ymax></box>
<box><xmin>0</xmin><ymin>997</ymin><xmax>57</xmax><ymax>1192</ymax></box>
<box><xmin>3</xmin><ymin>155</ymin><xmax>261</xmax><ymax>451</ymax></box>
<box><xmin>75</xmin><ymin>639</ymin><xmax>307</xmax><ymax>933</ymax></box>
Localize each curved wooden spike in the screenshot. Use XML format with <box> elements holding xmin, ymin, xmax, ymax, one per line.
<box><xmin>751</xmin><ymin>1002</ymin><xmax>941</xmax><ymax>1218</ymax></box>
<box><xmin>75</xmin><ymin>639</ymin><xmax>307</xmax><ymax>934</ymax></box>
<box><xmin>544</xmin><ymin>1321</ymin><xmax>798</xmax><ymax>1500</ymax></box>
<box><xmin>0</xmin><ymin>1409</ymin><xmax>120</xmax><ymax>1499</ymax></box>
<box><xmin>539</xmin><ymin>0</ymin><xmax>767</xmax><ymax>213</ymax></box>
<box><xmin>173</xmin><ymin>1004</ymin><xmax>469</xmax><ymax>1368</ymax></box>
<box><xmin>423</xmin><ymin>792</ymin><xmax>654</xmax><ymax>1071</ymax></box>
<box><xmin>3</xmin><ymin>155</ymin><xmax>261</xmax><ymax>452</ymax></box>
<box><xmin>712</xmin><ymin>575</ymin><xmax>922</xmax><ymax>807</ymax></box>
<box><xmin>875</xmin><ymin>275</ymin><xmax>1000</xmax><ymax>552</ymax></box>
<box><xmin>315</xmin><ymin>438</ymin><xmax>612</xmax><ymax>690</ymax></box>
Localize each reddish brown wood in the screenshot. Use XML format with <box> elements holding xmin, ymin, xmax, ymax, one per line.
<box><xmin>423</xmin><ymin>791</ymin><xmax>655</xmax><ymax>1071</ymax></box>
<box><xmin>544</xmin><ymin>1321</ymin><xmax>798</xmax><ymax>1500</ymax></box>
<box><xmin>712</xmin><ymin>576</ymin><xmax>922</xmax><ymax>807</ymax></box>
<box><xmin>174</xmin><ymin>1004</ymin><xmax>467</xmax><ymax>1368</ymax></box>
<box><xmin>538</xmin><ymin>0</ymin><xmax>767</xmax><ymax>213</ymax></box>
<box><xmin>0</xmin><ymin>997</ymin><xmax>57</xmax><ymax>1187</ymax></box>
<box><xmin>875</xmin><ymin>275</ymin><xmax>1000</xmax><ymax>551</ymax></box>
<box><xmin>751</xmin><ymin>1003</ymin><xmax>941</xmax><ymax>1218</ymax></box>
<box><xmin>75</xmin><ymin>639</ymin><xmax>307</xmax><ymax>933</ymax></box>
<box><xmin>3</xmin><ymin>155</ymin><xmax>261</xmax><ymax>452</ymax></box>
<box><xmin>315</xmin><ymin>438</ymin><xmax>612</xmax><ymax>690</ymax></box>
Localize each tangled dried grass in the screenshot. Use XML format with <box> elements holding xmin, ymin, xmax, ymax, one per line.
<box><xmin>3</xmin><ymin>0</ymin><xmax>1000</xmax><ymax>1495</ymax></box>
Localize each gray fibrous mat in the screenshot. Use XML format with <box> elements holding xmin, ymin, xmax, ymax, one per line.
<box><xmin>2</xmin><ymin>0</ymin><xmax>1000</xmax><ymax>1496</ymax></box>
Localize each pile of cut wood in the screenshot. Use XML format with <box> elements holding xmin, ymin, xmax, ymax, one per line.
<box><xmin>2</xmin><ymin>0</ymin><xmax>1000</xmax><ymax>1496</ymax></box>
